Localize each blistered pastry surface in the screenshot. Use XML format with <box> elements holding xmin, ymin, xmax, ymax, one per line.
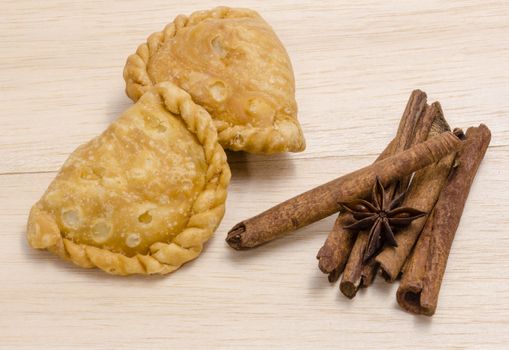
<box><xmin>123</xmin><ymin>7</ymin><xmax>305</xmax><ymax>153</ymax></box>
<box><xmin>40</xmin><ymin>92</ymin><xmax>206</xmax><ymax>256</ymax></box>
<box><xmin>27</xmin><ymin>82</ymin><xmax>231</xmax><ymax>275</ymax></box>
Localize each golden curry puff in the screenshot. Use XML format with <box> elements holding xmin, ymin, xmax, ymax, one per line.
<box><xmin>123</xmin><ymin>7</ymin><xmax>305</xmax><ymax>154</ymax></box>
<box><xmin>27</xmin><ymin>82</ymin><xmax>231</xmax><ymax>275</ymax></box>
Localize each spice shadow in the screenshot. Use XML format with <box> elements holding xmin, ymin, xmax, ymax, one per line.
<box><xmin>307</xmin><ymin>270</ymin><xmax>337</xmax><ymax>295</ymax></box>
<box><xmin>390</xmin><ymin>299</ymin><xmax>433</xmax><ymax>326</ymax></box>
<box><xmin>365</xmin><ymin>275</ymin><xmax>396</xmax><ymax>298</ymax></box>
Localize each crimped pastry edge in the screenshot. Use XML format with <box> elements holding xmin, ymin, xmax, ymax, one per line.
<box><xmin>123</xmin><ymin>6</ymin><xmax>305</xmax><ymax>154</ymax></box>
<box><xmin>27</xmin><ymin>82</ymin><xmax>231</xmax><ymax>276</ymax></box>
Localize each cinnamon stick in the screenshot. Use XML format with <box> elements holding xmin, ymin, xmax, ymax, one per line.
<box><xmin>397</xmin><ymin>124</ymin><xmax>491</xmax><ymax>316</ymax></box>
<box><xmin>316</xmin><ymin>140</ymin><xmax>398</xmax><ymax>280</ymax></box>
<box><xmin>226</xmin><ymin>131</ymin><xmax>463</xmax><ymax>250</ymax></box>
<box><xmin>316</xmin><ymin>212</ymin><xmax>356</xmax><ymax>276</ymax></box>
<box><xmin>339</xmin><ymin>93</ymin><xmax>432</xmax><ymax>297</ymax></box>
<box><xmin>376</xmin><ymin>104</ymin><xmax>455</xmax><ymax>281</ymax></box>
<box><xmin>317</xmin><ymin>134</ymin><xmax>400</xmax><ymax>279</ymax></box>
<box><xmin>339</xmin><ymin>231</ymin><xmax>370</xmax><ymax>297</ymax></box>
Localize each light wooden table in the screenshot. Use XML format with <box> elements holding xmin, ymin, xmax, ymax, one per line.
<box><xmin>1</xmin><ymin>1</ymin><xmax>508</xmax><ymax>349</ymax></box>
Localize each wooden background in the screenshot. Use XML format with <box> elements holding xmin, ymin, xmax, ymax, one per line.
<box><xmin>1</xmin><ymin>1</ymin><xmax>508</xmax><ymax>349</ymax></box>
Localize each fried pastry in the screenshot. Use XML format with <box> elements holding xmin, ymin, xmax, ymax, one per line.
<box><xmin>27</xmin><ymin>82</ymin><xmax>231</xmax><ymax>275</ymax></box>
<box><xmin>123</xmin><ymin>7</ymin><xmax>305</xmax><ymax>154</ymax></box>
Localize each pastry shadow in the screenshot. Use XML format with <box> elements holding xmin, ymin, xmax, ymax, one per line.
<box><xmin>226</xmin><ymin>151</ymin><xmax>297</xmax><ymax>180</ymax></box>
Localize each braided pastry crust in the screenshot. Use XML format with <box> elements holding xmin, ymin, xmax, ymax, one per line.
<box><xmin>123</xmin><ymin>6</ymin><xmax>305</xmax><ymax>154</ymax></box>
<box><xmin>27</xmin><ymin>82</ymin><xmax>231</xmax><ymax>275</ymax></box>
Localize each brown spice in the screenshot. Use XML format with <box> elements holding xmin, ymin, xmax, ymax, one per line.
<box><xmin>339</xmin><ymin>230</ymin><xmax>370</xmax><ymax>298</ymax></box>
<box><xmin>397</xmin><ymin>124</ymin><xmax>491</xmax><ymax>316</ymax></box>
<box><xmin>316</xmin><ymin>212</ymin><xmax>357</xmax><ymax>276</ymax></box>
<box><xmin>375</xmin><ymin>104</ymin><xmax>455</xmax><ymax>281</ymax></box>
<box><xmin>316</xmin><ymin>147</ymin><xmax>392</xmax><ymax>279</ymax></box>
<box><xmin>315</xmin><ymin>90</ymin><xmax>427</xmax><ymax>277</ymax></box>
<box><xmin>226</xmin><ymin>131</ymin><xmax>463</xmax><ymax>250</ymax></box>
<box><xmin>339</xmin><ymin>92</ymin><xmax>434</xmax><ymax>297</ymax></box>
<box><xmin>316</xmin><ymin>139</ymin><xmax>397</xmax><ymax>279</ymax></box>
<box><xmin>341</xmin><ymin>177</ymin><xmax>427</xmax><ymax>262</ymax></box>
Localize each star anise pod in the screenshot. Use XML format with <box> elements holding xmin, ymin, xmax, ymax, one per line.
<box><xmin>340</xmin><ymin>176</ymin><xmax>427</xmax><ymax>262</ymax></box>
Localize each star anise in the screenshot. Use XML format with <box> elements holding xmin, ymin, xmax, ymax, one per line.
<box><xmin>340</xmin><ymin>176</ymin><xmax>427</xmax><ymax>262</ymax></box>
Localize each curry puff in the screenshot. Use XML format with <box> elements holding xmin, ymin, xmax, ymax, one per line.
<box><xmin>27</xmin><ymin>83</ymin><xmax>231</xmax><ymax>275</ymax></box>
<box><xmin>123</xmin><ymin>7</ymin><xmax>305</xmax><ymax>154</ymax></box>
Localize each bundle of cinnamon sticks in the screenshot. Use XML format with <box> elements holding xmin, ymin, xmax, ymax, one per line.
<box><xmin>226</xmin><ymin>90</ymin><xmax>490</xmax><ymax>316</ymax></box>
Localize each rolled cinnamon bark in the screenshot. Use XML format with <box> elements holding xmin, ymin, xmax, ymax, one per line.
<box><xmin>316</xmin><ymin>142</ymin><xmax>395</xmax><ymax>280</ymax></box>
<box><xmin>376</xmin><ymin>104</ymin><xmax>455</xmax><ymax>281</ymax></box>
<box><xmin>397</xmin><ymin>124</ymin><xmax>491</xmax><ymax>316</ymax></box>
<box><xmin>339</xmin><ymin>95</ymin><xmax>434</xmax><ymax>296</ymax></box>
<box><xmin>226</xmin><ymin>131</ymin><xmax>463</xmax><ymax>250</ymax></box>
<box><xmin>316</xmin><ymin>91</ymin><xmax>426</xmax><ymax>277</ymax></box>
<box><xmin>339</xmin><ymin>231</ymin><xmax>370</xmax><ymax>298</ymax></box>
<box><xmin>316</xmin><ymin>212</ymin><xmax>356</xmax><ymax>275</ymax></box>
<box><xmin>317</xmin><ymin>135</ymin><xmax>400</xmax><ymax>279</ymax></box>
<box><xmin>390</xmin><ymin>90</ymin><xmax>428</xmax><ymax>156</ymax></box>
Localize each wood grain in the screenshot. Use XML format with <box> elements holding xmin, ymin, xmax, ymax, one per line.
<box><xmin>1</xmin><ymin>1</ymin><xmax>508</xmax><ymax>349</ymax></box>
